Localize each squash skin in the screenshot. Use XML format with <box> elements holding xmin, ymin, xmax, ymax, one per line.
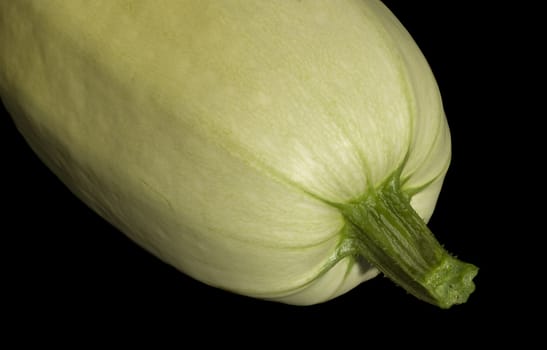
<box><xmin>0</xmin><ymin>1</ymin><xmax>450</xmax><ymax>304</ymax></box>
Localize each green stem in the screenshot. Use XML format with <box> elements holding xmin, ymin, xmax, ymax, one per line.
<box><xmin>337</xmin><ymin>175</ymin><xmax>478</xmax><ymax>309</ymax></box>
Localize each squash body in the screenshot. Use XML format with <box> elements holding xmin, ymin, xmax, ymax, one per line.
<box><xmin>0</xmin><ymin>1</ymin><xmax>450</xmax><ymax>304</ymax></box>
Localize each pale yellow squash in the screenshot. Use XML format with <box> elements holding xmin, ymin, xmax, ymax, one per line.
<box><xmin>0</xmin><ymin>0</ymin><xmax>476</xmax><ymax>307</ymax></box>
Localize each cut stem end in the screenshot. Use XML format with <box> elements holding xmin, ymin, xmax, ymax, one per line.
<box><xmin>424</xmin><ymin>255</ymin><xmax>479</xmax><ymax>309</ymax></box>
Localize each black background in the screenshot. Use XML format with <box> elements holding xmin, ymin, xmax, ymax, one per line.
<box><xmin>2</xmin><ymin>1</ymin><xmax>531</xmax><ymax>343</ymax></box>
